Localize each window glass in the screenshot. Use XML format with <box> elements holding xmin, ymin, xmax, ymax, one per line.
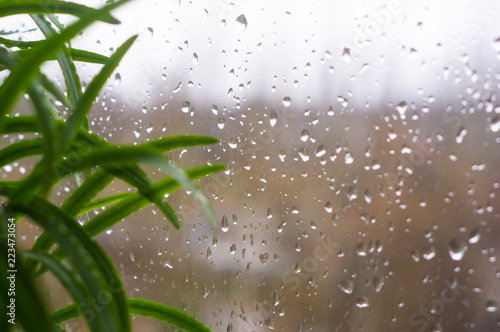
<box><xmin>4</xmin><ymin>0</ymin><xmax>500</xmax><ymax>331</ymax></box>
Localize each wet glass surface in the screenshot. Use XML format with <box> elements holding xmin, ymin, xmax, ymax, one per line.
<box><xmin>3</xmin><ymin>1</ymin><xmax>500</xmax><ymax>331</ymax></box>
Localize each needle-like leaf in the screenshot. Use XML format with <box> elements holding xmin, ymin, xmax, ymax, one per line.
<box><xmin>22</xmin><ymin>251</ymin><xmax>99</xmax><ymax>331</ymax></box>
<box><xmin>14</xmin><ymin>48</ymin><xmax>109</xmax><ymax>64</ymax></box>
<box><xmin>50</xmin><ymin>298</ymin><xmax>213</xmax><ymax>332</ymax></box>
<box><xmin>9</xmin><ymin>196</ymin><xmax>131</xmax><ymax>332</ymax></box>
<box><xmin>30</xmin><ymin>14</ymin><xmax>82</xmax><ymax>109</ymax></box>
<box><xmin>30</xmin><ymin>164</ymin><xmax>224</xmax><ymax>277</ymax></box>
<box><xmin>62</xmin><ymin>35</ymin><xmax>137</xmax><ymax>145</ymax></box>
<box><xmin>0</xmin><ymin>3</ymin><xmax>223</xmax><ymax>331</ymax></box>
<box><xmin>28</xmin><ymin>79</ymin><xmax>61</xmax><ymax>191</ymax></box>
<box><xmin>0</xmin><ymin>0</ymin><xmax>130</xmax><ymax>118</ymax></box>
<box><xmin>0</xmin><ymin>138</ymin><xmax>43</xmax><ymax>168</ymax></box>
<box><xmin>0</xmin><ymin>0</ymin><xmax>121</xmax><ymax>24</ymax></box>
<box><xmin>0</xmin><ymin>115</ymin><xmax>41</xmax><ymax>134</ymax></box>
<box><xmin>0</xmin><ymin>210</ymin><xmax>53</xmax><ymax>332</ymax></box>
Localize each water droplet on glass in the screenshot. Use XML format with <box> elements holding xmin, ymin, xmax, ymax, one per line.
<box><xmin>359</xmin><ymin>63</ymin><xmax>370</xmax><ymax>75</ymax></box>
<box><xmin>181</xmin><ymin>101</ymin><xmax>191</xmax><ymax>113</ymax></box>
<box><xmin>456</xmin><ymin>127</ymin><xmax>467</xmax><ymax>144</ymax></box>
<box><xmin>206</xmin><ymin>247</ymin><xmax>212</xmax><ymax>259</ymax></box>
<box><xmin>356</xmin><ymin>243</ymin><xmax>368</xmax><ymax>256</ymax></box>
<box><xmin>486</xmin><ymin>300</ymin><xmax>498</xmax><ymax>312</ymax></box>
<box><xmin>326</xmin><ymin>105</ymin><xmax>334</xmax><ymax>116</ymax></box>
<box><xmin>344</xmin><ymin>152</ymin><xmax>354</xmax><ymax>164</ymax></box>
<box><xmin>230</xmin><ymin>244</ymin><xmax>236</xmax><ymax>254</ymax></box>
<box><xmin>373</xmin><ymin>277</ymin><xmax>384</xmax><ymax>292</ymax></box>
<box><xmin>192</xmin><ymin>52</ymin><xmax>198</xmax><ymax>64</ymax></box>
<box><xmin>492</xmin><ymin>36</ymin><xmax>500</xmax><ymax>52</ymax></box>
<box><xmin>315</xmin><ymin>145</ymin><xmax>326</xmax><ymax>157</ymax></box>
<box><xmin>173</xmin><ymin>82</ymin><xmax>182</xmax><ymax>93</ymax></box>
<box><xmin>235</xmin><ymin>14</ymin><xmax>247</xmax><ymax>32</ymax></box>
<box><xmin>272</xmin><ymin>290</ymin><xmax>280</xmax><ymax>307</ymax></box>
<box><xmin>300</xmin><ymin>129</ymin><xmax>309</xmax><ymax>142</ymax></box>
<box><xmin>202</xmin><ymin>284</ymin><xmax>210</xmax><ymax>298</ymax></box>
<box><xmin>409</xmin><ymin>47</ymin><xmax>418</xmax><ymax>57</ymax></box>
<box><xmin>282</xmin><ymin>96</ymin><xmax>291</xmax><ymax>107</ymax></box>
<box><xmin>355</xmin><ymin>296</ymin><xmax>369</xmax><ymax>308</ymax></box>
<box><xmin>388</xmin><ymin>129</ymin><xmax>397</xmax><ymax>140</ymax></box>
<box><xmin>411</xmin><ymin>250</ymin><xmax>420</xmax><ymax>262</ymax></box>
<box><xmin>422</xmin><ymin>245</ymin><xmax>436</xmax><ymax>260</ymax></box>
<box><xmin>298</xmin><ymin>148</ymin><xmax>310</xmax><ymax>162</ymax></box>
<box><xmin>211</xmin><ymin>104</ymin><xmax>218</xmax><ymax>115</ymax></box>
<box><xmin>324</xmin><ymin>201</ymin><xmax>333</xmax><ymax>213</ymax></box>
<box><xmin>221</xmin><ymin>215</ymin><xmax>229</xmax><ymax>232</ymax></box>
<box><xmin>468</xmin><ymin>227</ymin><xmax>481</xmax><ymax>244</ymax></box>
<box><xmin>347</xmin><ymin>187</ymin><xmax>357</xmax><ymax>201</ymax></box>
<box><xmin>217</xmin><ymin>118</ymin><xmax>226</xmax><ymax>129</ymax></box>
<box><xmin>270</xmin><ymin>109</ymin><xmax>278</xmax><ymax>127</ymax></box>
<box><xmin>164</xmin><ymin>258</ymin><xmax>173</xmax><ymax>269</ymax></box>
<box><xmin>341</xmin><ymin>47</ymin><xmax>351</xmax><ymax>63</ymax></box>
<box><xmin>401</xmin><ymin>145</ymin><xmax>412</xmax><ymax>154</ymax></box>
<box><xmin>338</xmin><ymin>279</ymin><xmax>354</xmax><ymax>294</ymax></box>
<box><xmin>396</xmin><ymin>101</ymin><xmax>408</xmax><ymax>118</ymax></box>
<box><xmin>259</xmin><ymin>252</ymin><xmax>269</xmax><ymax>264</ymax></box>
<box><xmin>364</xmin><ymin>189</ymin><xmax>372</xmax><ymax>204</ymax></box>
<box><xmin>448</xmin><ymin>238</ymin><xmax>467</xmax><ymax>261</ymax></box>
<box><xmin>489</xmin><ymin>116</ymin><xmax>500</xmax><ymax>132</ymax></box>
<box><xmin>114</xmin><ymin>73</ymin><xmax>121</xmax><ymax>85</ymax></box>
<box><xmin>278</xmin><ymin>150</ymin><xmax>286</xmax><ymax>162</ymax></box>
<box><xmin>164</xmin><ymin>226</ymin><xmax>169</xmax><ymax>242</ymax></box>
<box><xmin>228</xmin><ymin>139</ymin><xmax>238</xmax><ymax>149</ymax></box>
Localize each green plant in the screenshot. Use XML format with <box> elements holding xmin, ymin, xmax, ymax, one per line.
<box><xmin>0</xmin><ymin>1</ymin><xmax>222</xmax><ymax>331</ymax></box>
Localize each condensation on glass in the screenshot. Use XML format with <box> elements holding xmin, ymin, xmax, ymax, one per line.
<box><xmin>4</xmin><ymin>0</ymin><xmax>500</xmax><ymax>331</ymax></box>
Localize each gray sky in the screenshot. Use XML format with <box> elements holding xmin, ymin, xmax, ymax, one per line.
<box><xmin>89</xmin><ymin>0</ymin><xmax>500</xmax><ymax>113</ymax></box>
